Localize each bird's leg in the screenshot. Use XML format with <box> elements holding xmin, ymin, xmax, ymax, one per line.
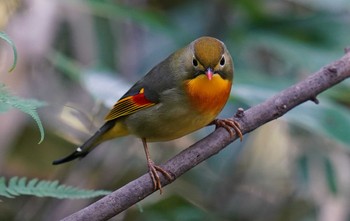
<box><xmin>211</xmin><ymin>118</ymin><xmax>243</xmax><ymax>141</ymax></box>
<box><xmin>142</xmin><ymin>138</ymin><xmax>173</xmax><ymax>194</ymax></box>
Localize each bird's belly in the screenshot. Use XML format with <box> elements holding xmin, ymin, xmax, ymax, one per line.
<box><xmin>123</xmin><ymin>103</ymin><xmax>216</xmax><ymax>142</ymax></box>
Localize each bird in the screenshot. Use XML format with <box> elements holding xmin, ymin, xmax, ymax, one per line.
<box><xmin>52</xmin><ymin>36</ymin><xmax>243</xmax><ymax>193</ymax></box>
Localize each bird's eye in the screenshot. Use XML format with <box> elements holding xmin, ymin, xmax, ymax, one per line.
<box><xmin>220</xmin><ymin>56</ymin><xmax>225</xmax><ymax>66</ymax></box>
<box><xmin>192</xmin><ymin>58</ymin><xmax>198</xmax><ymax>67</ymax></box>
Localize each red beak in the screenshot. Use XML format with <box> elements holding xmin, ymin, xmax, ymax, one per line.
<box><xmin>205</xmin><ymin>68</ymin><xmax>213</xmax><ymax>80</ymax></box>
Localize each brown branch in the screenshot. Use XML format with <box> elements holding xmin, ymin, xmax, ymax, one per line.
<box><xmin>61</xmin><ymin>50</ymin><xmax>350</xmax><ymax>221</ymax></box>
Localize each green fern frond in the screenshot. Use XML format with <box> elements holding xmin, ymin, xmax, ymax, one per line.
<box><xmin>0</xmin><ymin>176</ymin><xmax>111</xmax><ymax>199</ymax></box>
<box><xmin>0</xmin><ymin>85</ymin><xmax>46</xmax><ymax>143</ymax></box>
<box><xmin>0</xmin><ymin>177</ymin><xmax>13</xmax><ymax>198</ymax></box>
<box><xmin>0</xmin><ymin>31</ymin><xmax>17</xmax><ymax>72</ymax></box>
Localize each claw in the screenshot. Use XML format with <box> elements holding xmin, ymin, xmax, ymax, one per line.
<box><xmin>142</xmin><ymin>138</ymin><xmax>173</xmax><ymax>194</ymax></box>
<box><xmin>147</xmin><ymin>161</ymin><xmax>173</xmax><ymax>194</ymax></box>
<box><xmin>213</xmin><ymin>118</ymin><xmax>243</xmax><ymax>141</ymax></box>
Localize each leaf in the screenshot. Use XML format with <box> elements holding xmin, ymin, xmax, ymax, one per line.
<box><xmin>7</xmin><ymin>177</ymin><xmax>20</xmax><ymax>196</ymax></box>
<box><xmin>324</xmin><ymin>81</ymin><xmax>350</xmax><ymax>105</ymax></box>
<box><xmin>323</xmin><ymin>157</ymin><xmax>338</xmax><ymax>195</ymax></box>
<box><xmin>233</xmin><ymin>84</ymin><xmax>350</xmax><ymax>146</ymax></box>
<box><xmin>297</xmin><ymin>155</ymin><xmax>309</xmax><ymax>185</ymax></box>
<box><xmin>0</xmin><ymin>85</ymin><xmax>46</xmax><ymax>143</ymax></box>
<box><xmin>48</xmin><ymin>51</ymin><xmax>82</xmax><ymax>82</ymax></box>
<box><xmin>286</xmin><ymin>101</ymin><xmax>350</xmax><ymax>146</ymax></box>
<box><xmin>291</xmin><ymin>0</ymin><xmax>350</xmax><ymax>11</ymax></box>
<box><xmin>0</xmin><ymin>176</ymin><xmax>111</xmax><ymax>199</ymax></box>
<box><xmin>0</xmin><ymin>177</ymin><xmax>13</xmax><ymax>198</ymax></box>
<box><xmin>0</xmin><ymin>31</ymin><xmax>18</xmax><ymax>72</ymax></box>
<box><xmin>84</xmin><ymin>0</ymin><xmax>175</xmax><ymax>34</ymax></box>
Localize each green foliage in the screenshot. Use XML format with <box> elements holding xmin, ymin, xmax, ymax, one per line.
<box><xmin>287</xmin><ymin>101</ymin><xmax>350</xmax><ymax>145</ymax></box>
<box><xmin>323</xmin><ymin>157</ymin><xmax>338</xmax><ymax>195</ymax></box>
<box><xmin>0</xmin><ymin>85</ymin><xmax>46</xmax><ymax>143</ymax></box>
<box><xmin>49</xmin><ymin>51</ymin><xmax>82</xmax><ymax>82</ymax></box>
<box><xmin>0</xmin><ymin>31</ymin><xmax>45</xmax><ymax>143</ymax></box>
<box><xmin>234</xmin><ymin>84</ymin><xmax>350</xmax><ymax>146</ymax></box>
<box><xmin>0</xmin><ymin>176</ymin><xmax>111</xmax><ymax>199</ymax></box>
<box><xmin>0</xmin><ymin>32</ymin><xmax>17</xmax><ymax>72</ymax></box>
<box><xmin>126</xmin><ymin>195</ymin><xmax>216</xmax><ymax>221</ymax></box>
<box><xmin>85</xmin><ymin>0</ymin><xmax>174</xmax><ymax>33</ymax></box>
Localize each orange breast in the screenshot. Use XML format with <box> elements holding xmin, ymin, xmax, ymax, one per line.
<box><xmin>185</xmin><ymin>74</ymin><xmax>232</xmax><ymax>117</ymax></box>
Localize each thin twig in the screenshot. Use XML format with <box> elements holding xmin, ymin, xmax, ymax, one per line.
<box><xmin>61</xmin><ymin>50</ymin><xmax>350</xmax><ymax>221</ymax></box>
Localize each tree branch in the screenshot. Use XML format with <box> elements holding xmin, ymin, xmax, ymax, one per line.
<box><xmin>62</xmin><ymin>49</ymin><xmax>350</xmax><ymax>221</ymax></box>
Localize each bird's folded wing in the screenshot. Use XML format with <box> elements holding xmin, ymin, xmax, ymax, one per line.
<box><xmin>104</xmin><ymin>88</ymin><xmax>156</xmax><ymax>121</ymax></box>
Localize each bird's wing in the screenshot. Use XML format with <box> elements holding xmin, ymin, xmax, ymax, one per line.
<box><xmin>104</xmin><ymin>85</ymin><xmax>159</xmax><ymax>121</ymax></box>
<box><xmin>105</xmin><ymin>55</ymin><xmax>178</xmax><ymax>122</ymax></box>
<box><xmin>53</xmin><ymin>55</ymin><xmax>179</xmax><ymax>165</ymax></box>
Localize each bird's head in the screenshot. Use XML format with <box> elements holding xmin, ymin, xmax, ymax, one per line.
<box><xmin>188</xmin><ymin>36</ymin><xmax>233</xmax><ymax>81</ymax></box>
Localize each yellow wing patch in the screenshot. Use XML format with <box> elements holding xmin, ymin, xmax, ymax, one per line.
<box><xmin>104</xmin><ymin>88</ymin><xmax>155</xmax><ymax>121</ymax></box>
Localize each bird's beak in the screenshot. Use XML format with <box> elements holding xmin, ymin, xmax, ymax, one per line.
<box><xmin>205</xmin><ymin>68</ymin><xmax>213</xmax><ymax>80</ymax></box>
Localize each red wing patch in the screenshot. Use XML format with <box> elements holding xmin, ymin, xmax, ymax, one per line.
<box><xmin>104</xmin><ymin>88</ymin><xmax>155</xmax><ymax>121</ymax></box>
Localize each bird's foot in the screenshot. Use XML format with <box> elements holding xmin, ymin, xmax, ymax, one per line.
<box><xmin>213</xmin><ymin>118</ymin><xmax>243</xmax><ymax>141</ymax></box>
<box><xmin>147</xmin><ymin>160</ymin><xmax>173</xmax><ymax>194</ymax></box>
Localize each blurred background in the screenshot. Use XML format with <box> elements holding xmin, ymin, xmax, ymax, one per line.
<box><xmin>0</xmin><ymin>0</ymin><xmax>350</xmax><ymax>220</ymax></box>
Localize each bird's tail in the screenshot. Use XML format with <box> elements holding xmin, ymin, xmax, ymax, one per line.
<box><xmin>52</xmin><ymin>120</ymin><xmax>118</xmax><ymax>165</ymax></box>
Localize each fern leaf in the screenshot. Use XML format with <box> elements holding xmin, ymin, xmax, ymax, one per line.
<box><xmin>17</xmin><ymin>177</ymin><xmax>31</xmax><ymax>195</ymax></box>
<box><xmin>0</xmin><ymin>176</ymin><xmax>111</xmax><ymax>199</ymax></box>
<box><xmin>0</xmin><ymin>31</ymin><xmax>17</xmax><ymax>72</ymax></box>
<box><xmin>0</xmin><ymin>177</ymin><xmax>13</xmax><ymax>198</ymax></box>
<box><xmin>7</xmin><ymin>177</ymin><xmax>20</xmax><ymax>196</ymax></box>
<box><xmin>0</xmin><ymin>85</ymin><xmax>46</xmax><ymax>143</ymax></box>
<box><xmin>27</xmin><ymin>178</ymin><xmax>39</xmax><ymax>191</ymax></box>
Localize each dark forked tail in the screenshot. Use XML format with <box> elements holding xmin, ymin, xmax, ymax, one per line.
<box><xmin>52</xmin><ymin>120</ymin><xmax>117</xmax><ymax>165</ymax></box>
